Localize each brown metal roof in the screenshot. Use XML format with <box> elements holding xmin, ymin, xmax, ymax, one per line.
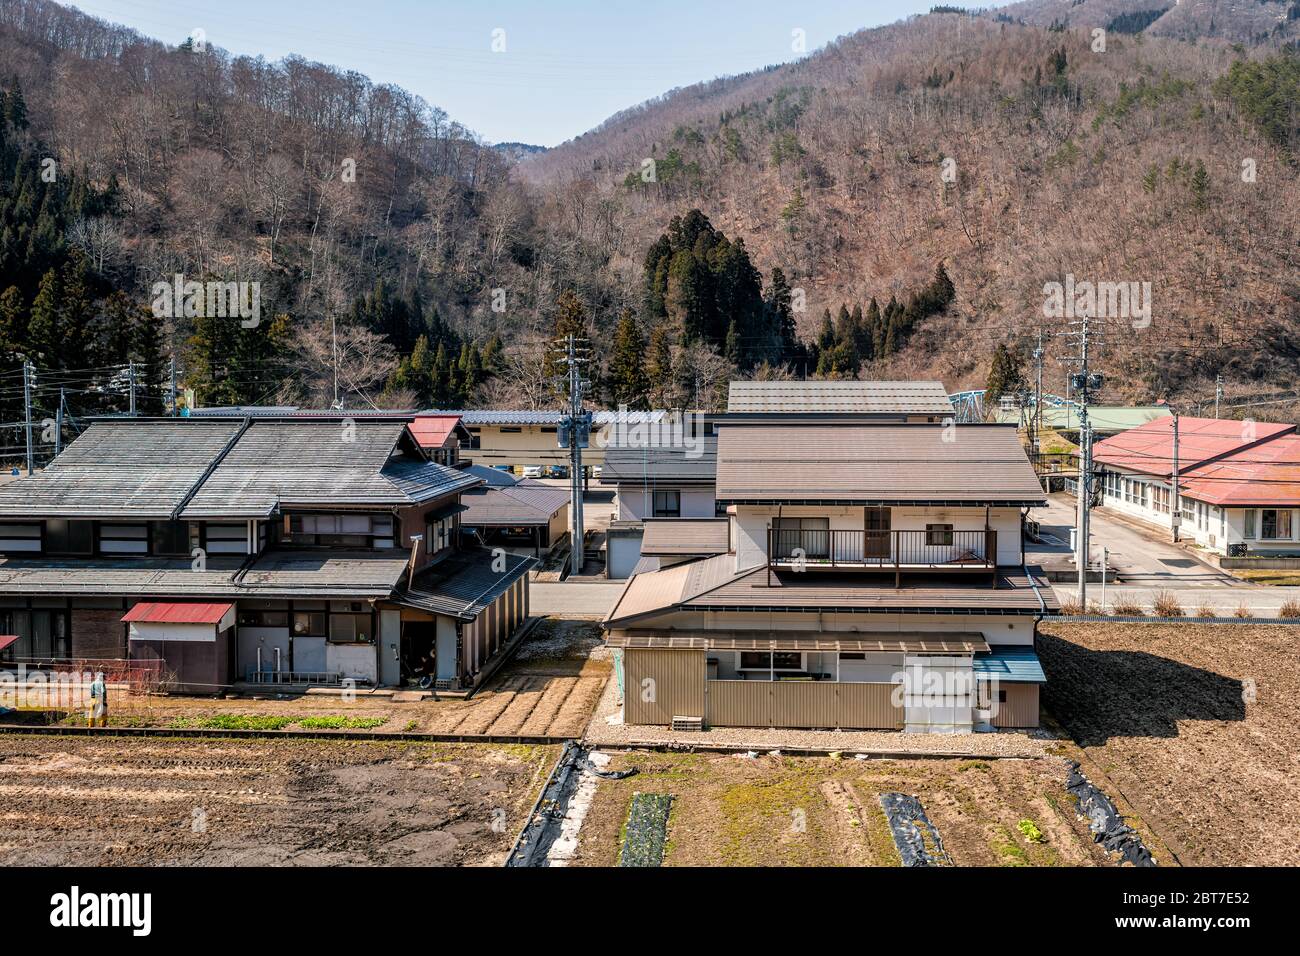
<box><xmin>606</xmin><ymin>630</ymin><xmax>990</xmax><ymax>653</ymax></box>
<box><xmin>640</xmin><ymin>518</ymin><xmax>730</xmax><ymax>556</ymax></box>
<box><xmin>727</xmin><ymin>380</ymin><xmax>954</xmax><ymax>415</ymax></box>
<box><xmin>715</xmin><ymin>423</ymin><xmax>1046</xmax><ymax>504</ymax></box>
<box><xmin>603</xmin><ymin>552</ymin><xmax>1058</xmax><ymax>625</ymax></box>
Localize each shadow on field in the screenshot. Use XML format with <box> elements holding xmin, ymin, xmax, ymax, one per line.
<box><xmin>1038</xmin><ymin>633</ymin><xmax>1245</xmax><ymax>746</ymax></box>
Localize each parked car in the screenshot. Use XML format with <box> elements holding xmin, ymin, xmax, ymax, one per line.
<box><xmin>522</xmin><ymin>465</ymin><xmax>544</xmax><ymax>479</ymax></box>
<box><xmin>546</xmin><ymin>465</ymin><xmax>570</xmax><ymax>479</ymax></box>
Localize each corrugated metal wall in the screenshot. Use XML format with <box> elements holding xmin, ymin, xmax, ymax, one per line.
<box><xmin>992</xmin><ymin>683</ymin><xmax>1039</xmax><ymax>728</ymax></box>
<box><xmin>706</xmin><ymin>680</ymin><xmax>902</xmax><ymax>730</ymax></box>
<box><xmin>623</xmin><ymin>648</ymin><xmax>705</xmax><ymax>724</ymax></box>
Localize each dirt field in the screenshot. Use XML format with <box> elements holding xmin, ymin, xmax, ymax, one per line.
<box><xmin>1039</xmin><ymin>621</ymin><xmax>1300</xmax><ymax>867</ymax></box>
<box><xmin>7</xmin><ymin>620</ymin><xmax>608</xmax><ymax>738</ymax></box>
<box><xmin>571</xmin><ymin>750</ymin><xmax>1115</xmax><ymax>867</ymax></box>
<box><xmin>0</xmin><ymin>735</ymin><xmax>557</xmax><ymax>866</ymax></box>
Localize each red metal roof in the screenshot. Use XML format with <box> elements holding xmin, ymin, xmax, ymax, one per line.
<box><xmin>1177</xmin><ymin>433</ymin><xmax>1300</xmax><ymax>506</ymax></box>
<box><xmin>409</xmin><ymin>414</ymin><xmax>465</xmax><ymax>450</ymax></box>
<box><xmin>122</xmin><ymin>602</ymin><xmax>233</xmax><ymax>625</ymax></box>
<box><xmin>1092</xmin><ymin>417</ymin><xmax>1294</xmax><ymax>478</ymax></box>
<box><xmin>0</xmin><ymin>634</ymin><xmax>18</xmax><ymax>652</ymax></box>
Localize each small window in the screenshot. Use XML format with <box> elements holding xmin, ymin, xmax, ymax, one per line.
<box><xmin>292</xmin><ymin>612</ymin><xmax>327</xmax><ymax>637</ymax></box>
<box><xmin>1244</xmin><ymin>509</ymin><xmax>1257</xmax><ymax>539</ymax></box>
<box><xmin>43</xmin><ymin>520</ymin><xmax>93</xmax><ymax>555</ymax></box>
<box><xmin>1261</xmin><ymin>509</ymin><xmax>1293</xmax><ymax>541</ymax></box>
<box><xmin>328</xmin><ymin>613</ymin><xmax>373</xmax><ymax>644</ymax></box>
<box><xmin>238</xmin><ymin>608</ymin><xmax>289</xmax><ymax>628</ymax></box>
<box><xmin>739</xmin><ymin>651</ymin><xmax>802</xmax><ymax>671</ymax></box>
<box><xmin>652</xmin><ymin>490</ymin><xmax>680</xmax><ymax>518</ymax></box>
<box><xmin>998</xmin><ymin>689</ymin><xmax>1008</xmax><ymax>704</ymax></box>
<box><xmin>150</xmin><ymin>521</ymin><xmax>191</xmax><ymax>556</ymax></box>
<box><xmin>925</xmin><ymin>523</ymin><xmax>954</xmax><ymax>546</ymax></box>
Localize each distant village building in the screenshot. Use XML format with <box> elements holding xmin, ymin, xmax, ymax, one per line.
<box><xmin>1092</xmin><ymin>417</ymin><xmax>1300</xmax><ymax>556</ymax></box>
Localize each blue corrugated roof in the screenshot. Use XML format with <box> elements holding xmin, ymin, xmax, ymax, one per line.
<box><xmin>972</xmin><ymin>649</ymin><xmax>1046</xmax><ymax>683</ymax></box>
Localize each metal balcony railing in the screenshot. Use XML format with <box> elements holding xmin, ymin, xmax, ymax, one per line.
<box><xmin>767</xmin><ymin>528</ymin><xmax>998</xmax><ymax>571</ymax></box>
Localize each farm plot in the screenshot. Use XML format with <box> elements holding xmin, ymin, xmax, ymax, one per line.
<box><xmin>0</xmin><ymin>735</ymin><xmax>556</xmax><ymax>866</ymax></box>
<box><xmin>568</xmin><ymin>750</ymin><xmax>1114</xmax><ymax>867</ymax></box>
<box><xmin>1038</xmin><ymin>621</ymin><xmax>1300</xmax><ymax>866</ymax></box>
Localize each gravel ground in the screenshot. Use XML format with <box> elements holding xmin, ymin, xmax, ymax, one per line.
<box><xmin>581</xmin><ymin>674</ymin><xmax>1056</xmax><ymax>757</ymax></box>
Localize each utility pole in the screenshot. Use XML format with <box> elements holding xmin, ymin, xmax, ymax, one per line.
<box><xmin>1067</xmin><ymin>314</ymin><xmax>1103</xmax><ymax>607</ymax></box>
<box><xmin>55</xmin><ymin>387</ymin><xmax>65</xmax><ymax>456</ymax></box>
<box><xmin>1033</xmin><ymin>329</ymin><xmax>1044</xmax><ymax>453</ymax></box>
<box><xmin>1214</xmin><ymin>374</ymin><xmax>1223</xmax><ymax>419</ymax></box>
<box><xmin>169</xmin><ymin>358</ymin><xmax>178</xmax><ymax>416</ymax></box>
<box><xmin>128</xmin><ymin>360</ymin><xmax>137</xmax><ymax>416</ymax></box>
<box><xmin>22</xmin><ymin>359</ymin><xmax>34</xmax><ymax>476</ymax></box>
<box><xmin>1171</xmin><ymin>410</ymin><xmax>1181</xmax><ymax>543</ymax></box>
<box><xmin>555</xmin><ymin>333</ymin><xmax>592</xmax><ymax>578</ymax></box>
<box><xmin>331</xmin><ymin>312</ymin><xmax>341</xmax><ymax>409</ymax></box>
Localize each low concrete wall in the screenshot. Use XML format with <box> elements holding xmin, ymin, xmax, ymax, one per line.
<box><xmin>1218</xmin><ymin>556</ymin><xmax>1300</xmax><ymax>570</ymax></box>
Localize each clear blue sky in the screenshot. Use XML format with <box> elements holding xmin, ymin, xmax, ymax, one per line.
<box><xmin>69</xmin><ymin>0</ymin><xmax>987</xmax><ymax>146</ymax></box>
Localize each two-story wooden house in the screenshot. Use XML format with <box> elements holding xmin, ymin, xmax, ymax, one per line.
<box><xmin>0</xmin><ymin>416</ymin><xmax>534</xmax><ymax>693</ymax></box>
<box><xmin>602</xmin><ymin>422</ymin><xmax>1057</xmax><ymax>733</ymax></box>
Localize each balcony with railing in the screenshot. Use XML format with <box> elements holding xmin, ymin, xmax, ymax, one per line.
<box><xmin>767</xmin><ymin>527</ymin><xmax>998</xmax><ymax>572</ymax></box>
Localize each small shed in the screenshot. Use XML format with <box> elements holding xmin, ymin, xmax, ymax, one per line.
<box><xmin>124</xmin><ymin>601</ymin><xmax>236</xmax><ymax>694</ymax></box>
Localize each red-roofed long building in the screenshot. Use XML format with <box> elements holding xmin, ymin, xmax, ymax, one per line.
<box><xmin>1092</xmin><ymin>417</ymin><xmax>1300</xmax><ymax>555</ymax></box>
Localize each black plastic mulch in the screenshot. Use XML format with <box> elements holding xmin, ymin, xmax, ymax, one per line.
<box><xmin>1065</xmin><ymin>761</ymin><xmax>1156</xmax><ymax>867</ymax></box>
<box><xmin>878</xmin><ymin>791</ymin><xmax>951</xmax><ymax>867</ymax></box>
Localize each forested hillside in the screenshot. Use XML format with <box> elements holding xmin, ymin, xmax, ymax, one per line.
<box><xmin>0</xmin><ymin>0</ymin><xmax>1297</xmax><ymax>446</ymax></box>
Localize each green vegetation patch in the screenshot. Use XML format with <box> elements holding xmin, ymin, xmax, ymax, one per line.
<box><xmin>620</xmin><ymin>792</ymin><xmax>674</xmax><ymax>867</ymax></box>
<box><xmin>170</xmin><ymin>714</ymin><xmax>295</xmax><ymax>731</ymax></box>
<box><xmin>296</xmin><ymin>716</ymin><xmax>388</xmax><ymax>730</ymax></box>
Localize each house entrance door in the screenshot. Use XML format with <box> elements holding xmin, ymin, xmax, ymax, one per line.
<box><xmin>865</xmin><ymin>507</ymin><xmax>891</xmax><ymax>559</ymax></box>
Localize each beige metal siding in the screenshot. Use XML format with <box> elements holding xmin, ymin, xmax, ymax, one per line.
<box><xmin>623</xmin><ymin>648</ymin><xmax>705</xmax><ymax>725</ymax></box>
<box><xmin>707</xmin><ymin>681</ymin><xmax>771</xmax><ymax>727</ymax></box>
<box><xmin>836</xmin><ymin>682</ymin><xmax>905</xmax><ymax>729</ymax></box>
<box><xmin>704</xmin><ymin>680</ymin><xmax>903</xmax><ymax>730</ymax></box>
<box><xmin>992</xmin><ymin>683</ymin><xmax>1040</xmax><ymax>728</ymax></box>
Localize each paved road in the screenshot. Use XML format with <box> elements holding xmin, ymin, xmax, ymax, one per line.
<box><xmin>1033</xmin><ymin>494</ymin><xmax>1300</xmax><ymax>614</ymax></box>
<box><xmin>531</xmin><ymin>581</ymin><xmax>624</xmax><ymax>620</ymax></box>
<box><xmin>1031</xmin><ymin>494</ymin><xmax>1237</xmax><ymax>588</ymax></box>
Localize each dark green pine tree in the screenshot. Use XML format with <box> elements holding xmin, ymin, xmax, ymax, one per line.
<box><xmin>26</xmin><ymin>267</ymin><xmax>61</xmax><ymax>364</ymax></box>
<box><xmin>5</xmin><ymin>78</ymin><xmax>28</xmax><ymax>131</ymax></box>
<box><xmin>985</xmin><ymin>343</ymin><xmax>1027</xmax><ymax>407</ymax></box>
<box><xmin>608</xmin><ymin>310</ymin><xmax>649</xmax><ymax>409</ymax></box>
<box><xmin>131</xmin><ymin>303</ymin><xmax>167</xmax><ymax>415</ymax></box>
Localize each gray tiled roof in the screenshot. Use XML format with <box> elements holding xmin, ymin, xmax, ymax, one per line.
<box><xmin>0</xmin><ymin>550</ymin><xmax>409</xmax><ymax>598</ymax></box>
<box><xmin>727</xmin><ymin>380</ymin><xmax>954</xmax><ymax>415</ymax></box>
<box><xmin>460</xmin><ymin>481</ymin><xmax>570</xmax><ymax>526</ymax></box>
<box><xmin>0</xmin><ymin>420</ymin><xmax>244</xmax><ymax>519</ymax></box>
<box><xmin>394</xmin><ymin>548</ymin><xmax>536</xmax><ymax>621</ymax></box>
<box><xmin>715</xmin><ymin>424</ymin><xmax>1046</xmax><ymax>504</ymax></box>
<box><xmin>601</xmin><ymin>434</ymin><xmax>718</xmax><ymax>485</ymax></box>
<box><xmin>0</xmin><ymin>418</ymin><xmax>478</xmax><ymax>521</ymax></box>
<box><xmin>179</xmin><ymin>421</ymin><xmax>478</xmax><ymax>518</ymax></box>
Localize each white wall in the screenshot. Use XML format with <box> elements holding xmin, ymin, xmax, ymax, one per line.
<box><xmin>128</xmin><ymin>621</ymin><xmax>216</xmax><ymax>643</ymax></box>
<box><xmin>617</xmin><ymin>486</ymin><xmax>716</xmax><ymax>521</ymax></box>
<box><xmin>327</xmin><ymin>643</ymin><xmax>376</xmax><ymax>684</ymax></box>
<box><xmin>731</xmin><ymin>504</ymin><xmax>1023</xmax><ymax>571</ymax></box>
<box><xmin>643</xmin><ymin>608</ymin><xmax>1035</xmax><ymax>646</ymax></box>
<box><xmin>1100</xmin><ymin>466</ymin><xmax>1300</xmax><ymax>555</ymax></box>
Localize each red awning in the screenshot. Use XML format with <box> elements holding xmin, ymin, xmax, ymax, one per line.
<box><xmin>0</xmin><ymin>635</ymin><xmax>18</xmax><ymax>652</ymax></box>
<box><xmin>122</xmin><ymin>602</ymin><xmax>233</xmax><ymax>625</ymax></box>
